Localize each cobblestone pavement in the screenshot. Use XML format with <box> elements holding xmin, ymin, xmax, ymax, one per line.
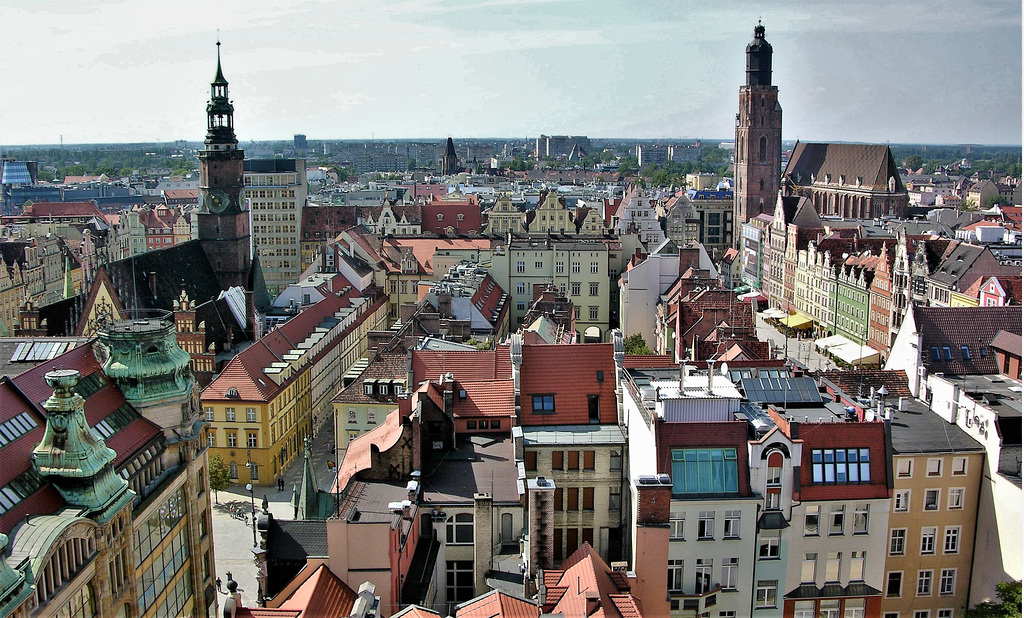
<box><xmin>209</xmin><ymin>414</ymin><xmax>340</xmax><ymax>609</ymax></box>
<box><xmin>754</xmin><ymin>314</ymin><xmax>834</xmax><ymax>371</ymax></box>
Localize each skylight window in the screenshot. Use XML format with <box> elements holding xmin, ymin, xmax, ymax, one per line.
<box><xmin>960</xmin><ymin>346</ymin><xmax>971</xmax><ymax>360</ymax></box>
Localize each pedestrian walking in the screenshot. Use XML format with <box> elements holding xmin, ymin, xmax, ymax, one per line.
<box><xmin>216</xmin><ymin>577</ymin><xmax>222</xmax><ymax>592</ymax></box>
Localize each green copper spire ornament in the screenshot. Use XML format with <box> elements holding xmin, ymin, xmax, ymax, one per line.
<box><xmin>31</xmin><ymin>369</ymin><xmax>133</xmax><ymax>521</ymax></box>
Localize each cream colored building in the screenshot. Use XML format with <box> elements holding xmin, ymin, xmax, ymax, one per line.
<box><xmin>883</xmin><ymin>401</ymin><xmax>985</xmax><ymax>618</ymax></box>
<box><xmin>245</xmin><ymin>158</ymin><xmax>307</xmax><ymax>297</ymax></box>
<box><xmin>482</xmin><ymin>194</ymin><xmax>525</xmax><ymax>237</ymax></box>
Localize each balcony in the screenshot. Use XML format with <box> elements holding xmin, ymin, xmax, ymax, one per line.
<box><xmin>672</xmin><ymin>584</ymin><xmax>721</xmax><ymax>613</ymax></box>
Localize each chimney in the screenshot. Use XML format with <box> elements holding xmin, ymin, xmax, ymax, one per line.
<box><xmin>585</xmin><ymin>591</ymin><xmax>600</xmax><ymax>615</ymax></box>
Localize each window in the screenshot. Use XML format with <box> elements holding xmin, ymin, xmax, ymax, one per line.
<box><xmin>551</xmin><ymin>451</ymin><xmax>564</xmax><ymax>470</ymax></box>
<box><xmin>924</xmin><ymin>489</ymin><xmax>940</xmax><ymax>510</ymax></box>
<box><xmin>887</xmin><ymin>572</ymin><xmax>903</xmax><ymax>597</ymax></box>
<box><xmin>698</xmin><ymin>511</ymin><xmax>714</xmax><ymax>539</ymax></box>
<box><xmin>367</xmin><ymin>411</ymin><xmax>376</xmax><ymax>424</ymax></box>
<box><xmin>205</xmin><ymin>407</ymin><xmax>213</xmax><ymax>421</ymax></box>
<box><xmin>819</xmin><ymin>599</ymin><xmax>841</xmax><ymax>618</ymax></box>
<box><xmin>825</xmin><ymin>552</ymin><xmax>841</xmax><ymax>582</ymax></box>
<box><xmin>567</xmin><ymin>487</ymin><xmax>579</xmax><ymax>510</ymax></box>
<box><xmin>525</xmin><ymin>451</ymin><xmax>537</xmax><ymax>471</ymax></box>
<box><xmin>227</xmin><ymin>433</ymin><xmax>237</xmax><ymax>448</ymax></box>
<box><xmin>363</xmin><ymin>383</ymin><xmax>374</xmax><ymax>395</ymax></box>
<box><xmin>723</xmin><ymin>511</ymin><xmax>741</xmax><ymax>538</ymax></box>
<box><xmin>765</xmin><ymin>491</ymin><xmax>780</xmax><ymax>510</ymax></box>
<box><xmin>589</xmin><ymin>282</ymin><xmax>599</xmax><ymax>296</ymax></box>
<box><xmin>572</xmin><ymin>261</ymin><xmax>580</xmax><ymax>274</ymax></box>
<box><xmin>943</xmin><ymin>526</ymin><xmax>960</xmax><ymax>554</ymax></box>
<box><xmin>766</xmin><ymin>465</ymin><xmax>782</xmax><ymax>486</ymax></box>
<box><xmin>938</xmin><ymin>611</ymin><xmax>953</xmax><ymax>618</ymax></box>
<box><xmin>249</xmin><ymin>463</ymin><xmax>258</xmax><ymax>480</ymax></box>
<box><xmin>668</xmin><ymin>559</ymin><xmax>683</xmax><ymax>592</ymax></box>
<box><xmin>670</xmin><ymin>448</ymin><xmax>739</xmax><ymax>495</ymax></box>
<box><xmin>207</xmin><ymin>433</ymin><xmax>216</xmax><ymax>448</ymax></box>
<box><xmin>226</xmin><ymin>408</ymin><xmax>236</xmax><ymax>422</ymax></box>
<box><xmin>939</xmin><ymin>568</ymin><xmax>957</xmax><ymax>596</ymax></box>
<box><xmin>516</xmin><ymin>261</ymin><xmax>525</xmax><ymax>273</ymax></box>
<box><xmin>794</xmin><ymin>601</ymin><xmax>815</xmax><ymax>618</ymax></box>
<box><xmin>247</xmin><ymin>433</ymin><xmax>257</xmax><ymax>448</ymax></box>
<box><xmin>915</xmin><ymin>612</ymin><xmax>931</xmax><ymax>618</ymax></box>
<box><xmin>917</xmin><ymin>570</ymin><xmax>933</xmax><ymax>596</ymax></box>
<box><xmin>556</xmin><ymin>261</ymin><xmax>564</xmax><ymax>274</ymax></box>
<box><xmin>571</xmin><ymin>282</ymin><xmax>581</xmax><ymax>296</ymax></box>
<box><xmin>921</xmin><ymin>528</ymin><xmax>937</xmax><ymax>555</ymax></box>
<box><xmin>590</xmin><ymin>261</ymin><xmax>599</xmax><ymax>274</ymax></box>
<box><xmin>589</xmin><ymin>306</ymin><xmax>598</xmax><ymax>321</ymax></box>
<box><xmin>804</xmin><ymin>506</ymin><xmax>819</xmax><ymax>536</ymax></box>
<box><xmin>894</xmin><ymin>490</ymin><xmax>910</xmax><ymax>512</ymax></box>
<box><xmin>608</xmin><ymin>486</ymin><xmax>620</xmax><ymax>511</ymax></box>
<box><xmin>801</xmin><ymin>553</ymin><xmax>817</xmax><ymax>583</ymax></box>
<box><xmin>853</xmin><ymin>503</ymin><xmax>869</xmax><ymax>534</ymax></box>
<box><xmin>446</xmin><ymin>513</ymin><xmax>473</xmax><ymax>544</ymax></box>
<box><xmin>896</xmin><ymin>458</ymin><xmax>913</xmax><ymax>478</ymax></box>
<box><xmin>229</xmin><ymin>461</ymin><xmax>238</xmax><ymax>479</ymax></box>
<box><xmin>948</xmin><ymin>487</ymin><xmax>964</xmax><ymax>509</ymax></box>
<box><xmin>535</xmin><ymin>261</ymin><xmax>543</xmax><ymax>269</ymax></box>
<box><xmin>890</xmin><ymin>529</ymin><xmax>906</xmax><ymax>555</ymax></box>
<box><xmin>829</xmin><ymin>506</ymin><xmax>845</xmax><ymax>535</ymax></box>
<box><xmin>532</xmin><ymin>395</ymin><xmax>555</xmax><ymax>414</ymax></box>
<box><xmin>758</xmin><ymin>536</ymin><xmax>779</xmax><ymax>559</ymax></box>
<box><xmin>246</xmin><ymin>408</ymin><xmax>256</xmax><ymax>422</ymax></box>
<box><xmin>811</xmin><ymin>448</ymin><xmax>870</xmax><ymax>483</ymax></box>
<box><xmin>348</xmin><ymin>409</ymin><xmax>357</xmax><ymax>423</ymax></box>
<box><xmin>582</xmin><ymin>487</ymin><xmax>594</xmax><ymax>510</ymax></box>
<box><xmin>695</xmin><ymin>558</ymin><xmax>712</xmax><ymax>594</ymax></box>
<box><xmin>845</xmin><ymin>598</ymin><xmax>866</xmax><ymax>618</ymax></box>
<box><xmin>446</xmin><ymin>560</ymin><xmax>474</xmax><ymax>604</ymax></box>
<box><xmin>670</xmin><ymin>512</ymin><xmax>685</xmax><ymax>540</ymax></box>
<box><xmin>927</xmin><ymin>458</ymin><xmax>942</xmax><ymax>477</ymax></box>
<box><xmin>516</xmin><ymin>282</ymin><xmax>526</xmax><ymax>295</ymax></box>
<box><xmin>755</xmin><ymin>580</ymin><xmax>777</xmax><ymax>608</ymax></box>
<box><xmin>721</xmin><ymin>557</ymin><xmax>738</xmax><ymax>590</ymax></box>
<box><xmin>952</xmin><ymin>457</ymin><xmax>968</xmax><ymax>476</ymax></box>
<box><xmin>850</xmin><ymin>551</ymin><xmax>865</xmax><ymax>581</ymax></box>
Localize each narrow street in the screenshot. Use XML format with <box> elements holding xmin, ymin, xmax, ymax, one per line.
<box><xmin>209</xmin><ymin>415</ymin><xmax>340</xmax><ymax>609</ymax></box>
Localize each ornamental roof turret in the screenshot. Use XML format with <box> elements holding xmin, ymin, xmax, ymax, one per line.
<box><xmin>31</xmin><ymin>369</ymin><xmax>133</xmax><ymax>522</ymax></box>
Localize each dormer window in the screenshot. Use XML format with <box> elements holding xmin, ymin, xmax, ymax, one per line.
<box><xmin>225</xmin><ymin>387</ymin><xmax>239</xmax><ymax>399</ymax></box>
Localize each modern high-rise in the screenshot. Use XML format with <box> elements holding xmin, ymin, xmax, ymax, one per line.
<box><xmin>245</xmin><ymin>158</ymin><xmax>307</xmax><ymax>297</ymax></box>
<box><xmin>734</xmin><ymin>21</ymin><xmax>783</xmax><ymax>226</ymax></box>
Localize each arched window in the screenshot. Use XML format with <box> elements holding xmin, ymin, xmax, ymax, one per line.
<box><xmin>229</xmin><ymin>461</ymin><xmax>238</xmax><ymax>479</ymax></box>
<box><xmin>446</xmin><ymin>513</ymin><xmax>474</xmax><ymax>544</ymax></box>
<box><xmin>759</xmin><ymin>136</ymin><xmax>767</xmax><ymax>163</ymax></box>
<box><xmin>760</xmin><ymin>178</ymin><xmax>765</xmax><ymax>192</ymax></box>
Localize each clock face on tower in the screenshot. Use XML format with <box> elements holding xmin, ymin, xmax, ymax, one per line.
<box><xmin>207</xmin><ymin>189</ymin><xmax>229</xmax><ymax>213</ymax></box>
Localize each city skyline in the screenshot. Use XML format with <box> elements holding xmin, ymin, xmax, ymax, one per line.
<box><xmin>2</xmin><ymin>0</ymin><xmax>1021</xmax><ymax>147</ymax></box>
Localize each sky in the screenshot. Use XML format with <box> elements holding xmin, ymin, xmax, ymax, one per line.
<box><xmin>2</xmin><ymin>0</ymin><xmax>1021</xmax><ymax>146</ymax></box>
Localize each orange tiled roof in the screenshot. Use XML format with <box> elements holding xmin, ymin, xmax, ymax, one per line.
<box><xmin>278</xmin><ymin>564</ymin><xmax>358</xmax><ymax>617</ymax></box>
<box><xmin>411</xmin><ymin>346</ymin><xmax>513</xmax><ymax>384</ymax></box>
<box><xmin>455</xmin><ymin>590</ymin><xmax>537</xmax><ymax>618</ymax></box>
<box><xmin>452</xmin><ymin>380</ymin><xmax>515</xmax><ymax>418</ymax></box>
<box><xmin>335</xmin><ymin>408</ymin><xmax>406</xmax><ymax>492</ymax></box>
<box><xmin>543</xmin><ymin>542</ymin><xmax>644</xmax><ymax>618</ymax></box>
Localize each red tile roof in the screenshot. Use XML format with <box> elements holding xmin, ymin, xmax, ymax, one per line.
<box><xmin>542</xmin><ymin>543</ymin><xmax>644</xmax><ymax>618</ymax></box>
<box><xmin>335</xmin><ymin>408</ymin><xmax>407</xmax><ymax>492</ymax></box>
<box><xmin>22</xmin><ymin>200</ymin><xmax>104</xmax><ymax>219</ymax></box>
<box><xmin>411</xmin><ymin>347</ymin><xmax>513</xmax><ymax>384</ymax></box>
<box><xmin>455</xmin><ymin>590</ymin><xmax>537</xmax><ymax>618</ymax></box>
<box><xmin>519</xmin><ymin>343</ymin><xmax>617</xmax><ymax>426</ymax></box>
<box><xmin>914</xmin><ymin>306</ymin><xmax>1022</xmax><ymax>375</ymax></box>
<box><xmin>277</xmin><ymin>563</ymin><xmax>358</xmax><ymax>617</ymax></box>
<box><xmin>623</xmin><ymin>354</ymin><xmax>676</xmax><ymax>369</ymax></box>
<box><xmin>452</xmin><ymin>380</ymin><xmax>515</xmax><ymax>418</ymax></box>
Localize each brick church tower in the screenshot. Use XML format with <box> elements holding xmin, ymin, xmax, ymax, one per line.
<box><xmin>197</xmin><ymin>41</ymin><xmax>251</xmax><ymax>290</ymax></box>
<box><xmin>734</xmin><ymin>21</ymin><xmax>783</xmax><ymax>226</ymax></box>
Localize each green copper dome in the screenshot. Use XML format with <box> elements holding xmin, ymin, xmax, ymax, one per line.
<box><xmin>96</xmin><ymin>313</ymin><xmax>194</xmax><ymax>406</ymax></box>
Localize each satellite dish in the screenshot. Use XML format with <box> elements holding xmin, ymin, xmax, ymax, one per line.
<box><xmin>719</xmin><ymin>362</ymin><xmax>730</xmax><ymax>376</ymax></box>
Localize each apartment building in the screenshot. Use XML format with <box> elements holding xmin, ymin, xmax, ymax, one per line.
<box><xmin>245</xmin><ymin>158</ymin><xmax>307</xmax><ymax>297</ymax></box>
<box><xmin>491</xmin><ymin>238</ymin><xmax>612</xmax><ymax>341</ymax></box>
<box><xmin>884</xmin><ymin>397</ymin><xmax>985</xmax><ymax>618</ymax></box>
<box><xmin>203</xmin><ymin>289</ymin><xmax>387</xmax><ymax>485</ymax></box>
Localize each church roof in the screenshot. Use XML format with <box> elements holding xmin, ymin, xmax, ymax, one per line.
<box><xmin>785</xmin><ymin>142</ymin><xmax>905</xmax><ymax>194</ymax></box>
<box><xmin>106</xmin><ymin>240</ymin><xmax>224</xmax><ymax>312</ymax></box>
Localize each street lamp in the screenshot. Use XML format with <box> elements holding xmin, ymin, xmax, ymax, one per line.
<box><xmin>245</xmin><ymin>483</ymin><xmax>257</xmax><ymax>546</ymax></box>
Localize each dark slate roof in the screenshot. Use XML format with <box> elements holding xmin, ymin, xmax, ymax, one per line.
<box><xmin>785</xmin><ymin>582</ymin><xmax>881</xmax><ymax>599</ymax></box>
<box><xmin>887</xmin><ymin>396</ymin><xmax>985</xmax><ymax>455</ymax></box>
<box><xmin>31</xmin><ymin>295</ymin><xmax>87</xmax><ymax>336</ymax></box>
<box><xmin>106</xmin><ymin>240</ymin><xmax>224</xmax><ymax>312</ymax></box>
<box><xmin>915</xmin><ymin>306</ymin><xmax>1022</xmax><ymax>375</ymax></box>
<box><xmin>928</xmin><ymin>243</ymin><xmax>989</xmax><ymax>288</ymax></box>
<box><xmin>267</xmin><ymin>518</ymin><xmax>329</xmax><ymax>561</ymax></box>
<box><xmin>758</xmin><ymin>510</ymin><xmax>790</xmax><ymax>530</ymax></box>
<box><xmin>785</xmin><ymin>142</ymin><xmax>905</xmax><ymax>194</ymax></box>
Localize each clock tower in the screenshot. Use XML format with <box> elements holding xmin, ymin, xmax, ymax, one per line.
<box><xmin>198</xmin><ymin>41</ymin><xmax>251</xmax><ymax>290</ymax></box>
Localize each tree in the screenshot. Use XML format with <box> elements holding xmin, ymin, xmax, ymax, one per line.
<box><xmin>208</xmin><ymin>453</ymin><xmax>231</xmax><ymax>504</ymax></box>
<box><xmin>967</xmin><ymin>580</ymin><xmax>1022</xmax><ymax>617</ymax></box>
<box><xmin>623</xmin><ymin>333</ymin><xmax>654</xmax><ymax>355</ymax></box>
<box><xmin>904</xmin><ymin>154</ymin><xmax>923</xmax><ymax>170</ymax></box>
<box><xmin>985</xmin><ymin>194</ymin><xmax>1010</xmax><ymax>209</ymax></box>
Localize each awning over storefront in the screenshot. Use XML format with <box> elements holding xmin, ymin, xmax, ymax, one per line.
<box><xmin>760</xmin><ymin>308</ymin><xmax>787</xmax><ymax>319</ymax></box>
<box><xmin>732</xmin><ymin>285</ymin><xmax>751</xmax><ymax>294</ymax></box>
<box><xmin>780</xmin><ymin>314</ymin><xmax>813</xmax><ymax>329</ymax></box>
<box><xmin>739</xmin><ymin>291</ymin><xmax>768</xmax><ymax>302</ymax></box>
<box><xmin>815</xmin><ymin>334</ymin><xmax>879</xmax><ymax>366</ymax></box>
